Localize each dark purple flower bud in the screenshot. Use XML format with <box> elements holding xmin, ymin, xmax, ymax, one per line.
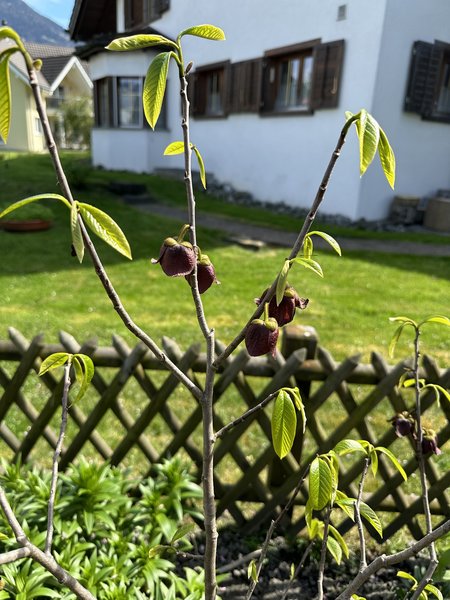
<box><xmin>421</xmin><ymin>430</ymin><xmax>442</xmax><ymax>455</ymax></box>
<box><xmin>186</xmin><ymin>254</ymin><xmax>220</xmax><ymax>294</ymax></box>
<box><xmin>152</xmin><ymin>237</ymin><xmax>196</xmax><ymax>277</ymax></box>
<box><xmin>245</xmin><ymin>318</ymin><xmax>279</xmax><ymax>357</ymax></box>
<box><xmin>390</xmin><ymin>412</ymin><xmax>415</xmax><ymax>437</ymax></box>
<box><xmin>256</xmin><ymin>287</ymin><xmax>309</xmax><ymax>327</ymax></box>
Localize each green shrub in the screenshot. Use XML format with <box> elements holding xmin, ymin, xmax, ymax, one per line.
<box><xmin>0</xmin><ymin>458</ymin><xmax>205</xmax><ymax>599</ymax></box>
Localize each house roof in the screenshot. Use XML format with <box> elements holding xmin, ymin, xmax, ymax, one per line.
<box><xmin>69</xmin><ymin>0</ymin><xmax>116</xmax><ymax>42</ymax></box>
<box><xmin>0</xmin><ymin>39</ymin><xmax>92</xmax><ymax>94</ymax></box>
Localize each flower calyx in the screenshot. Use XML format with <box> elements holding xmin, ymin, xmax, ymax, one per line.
<box><xmin>390</xmin><ymin>411</ymin><xmax>415</xmax><ymax>437</ymax></box>
<box><xmin>421</xmin><ymin>429</ymin><xmax>441</xmax><ymax>455</ymax></box>
<box><xmin>245</xmin><ymin>316</ymin><xmax>279</xmax><ymax>357</ymax></box>
<box><xmin>256</xmin><ymin>285</ymin><xmax>308</xmax><ymax>327</ymax></box>
<box><xmin>152</xmin><ymin>226</ymin><xmax>196</xmax><ymax>277</ymax></box>
<box><xmin>186</xmin><ymin>252</ymin><xmax>220</xmax><ymax>294</ymax></box>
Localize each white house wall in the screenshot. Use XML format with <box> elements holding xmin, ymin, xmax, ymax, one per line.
<box><xmin>155</xmin><ymin>0</ymin><xmax>390</xmax><ymax>220</ymax></box>
<box><xmin>90</xmin><ymin>0</ymin><xmax>450</xmax><ymax>220</ymax></box>
<box><xmin>360</xmin><ymin>0</ymin><xmax>450</xmax><ymax>220</ymax></box>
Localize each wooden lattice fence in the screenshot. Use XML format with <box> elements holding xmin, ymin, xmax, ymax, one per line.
<box><xmin>0</xmin><ymin>325</ymin><xmax>448</xmax><ymax>540</ymax></box>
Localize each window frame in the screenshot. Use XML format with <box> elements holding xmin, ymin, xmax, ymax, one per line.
<box><xmin>94</xmin><ymin>76</ymin><xmax>167</xmax><ymax>130</ymax></box>
<box><xmin>190</xmin><ymin>61</ymin><xmax>230</xmax><ymax>119</ymax></box>
<box><xmin>261</xmin><ymin>39</ymin><xmax>320</xmax><ymax>116</ymax></box>
<box><xmin>405</xmin><ymin>40</ymin><xmax>450</xmax><ymax>124</ymax></box>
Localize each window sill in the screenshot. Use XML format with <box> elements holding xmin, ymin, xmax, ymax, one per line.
<box><xmin>259</xmin><ymin>108</ymin><xmax>314</xmax><ymax>117</ymax></box>
<box><xmin>192</xmin><ymin>113</ymin><xmax>228</xmax><ymax>120</ymax></box>
<box><xmin>421</xmin><ymin>113</ymin><xmax>450</xmax><ymax>125</ymax></box>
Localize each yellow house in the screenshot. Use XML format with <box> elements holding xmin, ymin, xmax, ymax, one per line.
<box><xmin>0</xmin><ymin>41</ymin><xmax>92</xmax><ymax>152</ymax></box>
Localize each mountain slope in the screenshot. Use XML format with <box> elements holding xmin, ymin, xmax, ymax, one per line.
<box><xmin>0</xmin><ymin>0</ymin><xmax>73</xmax><ymax>46</ymax></box>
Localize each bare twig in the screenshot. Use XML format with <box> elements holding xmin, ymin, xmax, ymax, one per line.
<box><xmin>0</xmin><ymin>547</ymin><xmax>31</xmax><ymax>564</ymax></box>
<box><xmin>410</xmin><ymin>328</ymin><xmax>438</xmax><ymax>598</ymax></box>
<box><xmin>23</xmin><ymin>57</ymin><xmax>201</xmax><ymax>402</ymax></box>
<box><xmin>45</xmin><ymin>361</ymin><xmax>71</xmax><ymax>555</ymax></box>
<box><xmin>245</xmin><ymin>464</ymin><xmax>310</xmax><ymax>600</ymax></box>
<box><xmin>0</xmin><ymin>485</ymin><xmax>95</xmax><ymax>600</ymax></box>
<box><xmin>280</xmin><ymin>540</ymin><xmax>314</xmax><ymax>600</ymax></box>
<box><xmin>336</xmin><ymin>519</ymin><xmax>450</xmax><ymax>600</ymax></box>
<box><xmin>354</xmin><ymin>457</ymin><xmax>370</xmax><ymax>571</ymax></box>
<box><xmin>214</xmin><ymin>391</ymin><xmax>278</xmax><ymax>440</ymax></box>
<box><xmin>317</xmin><ymin>505</ymin><xmax>332</xmax><ymax>600</ymax></box>
<box><xmin>213</xmin><ymin>119</ymin><xmax>353</xmax><ymax>369</ymax></box>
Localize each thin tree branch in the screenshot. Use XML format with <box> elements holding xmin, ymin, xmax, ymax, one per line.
<box><xmin>280</xmin><ymin>540</ymin><xmax>314</xmax><ymax>600</ymax></box>
<box><xmin>213</xmin><ymin>120</ymin><xmax>352</xmax><ymax>369</ymax></box>
<box><xmin>0</xmin><ymin>547</ymin><xmax>31</xmax><ymax>564</ymax></box>
<box><xmin>245</xmin><ymin>464</ymin><xmax>310</xmax><ymax>600</ymax></box>
<box><xmin>45</xmin><ymin>361</ymin><xmax>71</xmax><ymax>555</ymax></box>
<box><xmin>336</xmin><ymin>519</ymin><xmax>450</xmax><ymax>600</ymax></box>
<box><xmin>317</xmin><ymin>505</ymin><xmax>332</xmax><ymax>600</ymax></box>
<box><xmin>354</xmin><ymin>457</ymin><xmax>370</xmax><ymax>572</ymax></box>
<box><xmin>0</xmin><ymin>485</ymin><xmax>95</xmax><ymax>600</ymax></box>
<box><xmin>214</xmin><ymin>391</ymin><xmax>278</xmax><ymax>440</ymax></box>
<box><xmin>409</xmin><ymin>329</ymin><xmax>438</xmax><ymax>598</ymax></box>
<box><xmin>24</xmin><ymin>58</ymin><xmax>202</xmax><ymax>402</ymax></box>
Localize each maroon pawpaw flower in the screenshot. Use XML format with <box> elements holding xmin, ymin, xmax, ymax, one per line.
<box><xmin>245</xmin><ymin>318</ymin><xmax>279</xmax><ymax>357</ymax></box>
<box><xmin>390</xmin><ymin>412</ymin><xmax>415</xmax><ymax>437</ymax></box>
<box><xmin>421</xmin><ymin>429</ymin><xmax>441</xmax><ymax>455</ymax></box>
<box><xmin>152</xmin><ymin>237</ymin><xmax>196</xmax><ymax>277</ymax></box>
<box><xmin>186</xmin><ymin>254</ymin><xmax>219</xmax><ymax>294</ymax></box>
<box><xmin>256</xmin><ymin>286</ymin><xmax>308</xmax><ymax>326</ymax></box>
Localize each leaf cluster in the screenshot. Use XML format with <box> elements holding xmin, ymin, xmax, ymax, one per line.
<box><xmin>0</xmin><ymin>458</ymin><xmax>204</xmax><ymax>599</ymax></box>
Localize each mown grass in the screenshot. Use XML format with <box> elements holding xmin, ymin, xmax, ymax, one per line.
<box><xmin>0</xmin><ymin>151</ymin><xmax>449</xmax><ymax>552</ymax></box>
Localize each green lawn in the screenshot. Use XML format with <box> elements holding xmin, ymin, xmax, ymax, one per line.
<box><xmin>0</xmin><ymin>152</ymin><xmax>449</xmax><ymax>364</ymax></box>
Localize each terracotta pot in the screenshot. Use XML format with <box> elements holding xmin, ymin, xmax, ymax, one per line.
<box><xmin>0</xmin><ymin>219</ymin><xmax>52</xmax><ymax>232</ymax></box>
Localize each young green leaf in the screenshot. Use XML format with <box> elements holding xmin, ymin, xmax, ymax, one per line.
<box><xmin>303</xmin><ymin>235</ymin><xmax>313</xmax><ymax>260</ymax></box>
<box><xmin>148</xmin><ymin>544</ymin><xmax>170</xmax><ymax>559</ymax></box>
<box><xmin>334</xmin><ymin>439</ymin><xmax>367</xmax><ymax>456</ymax></box>
<box><xmin>287</xmin><ymin>387</ymin><xmax>306</xmax><ymax>433</ymax></box>
<box><xmin>164</xmin><ymin>141</ymin><xmax>185</xmax><ymax>155</ymax></box>
<box><xmin>328</xmin><ymin>524</ymin><xmax>349</xmax><ymax>559</ymax></box>
<box><xmin>39</xmin><ymin>352</ymin><xmax>71</xmax><ymax>376</ymax></box>
<box><xmin>179</xmin><ymin>25</ymin><xmax>225</xmax><ymax>41</ymax></box>
<box><xmin>106</xmin><ymin>34</ymin><xmax>178</xmax><ymax>52</ymax></box>
<box><xmin>388</xmin><ymin>323</ymin><xmax>407</xmax><ymax>359</ymax></box>
<box><xmin>357</xmin><ymin>110</ymin><xmax>380</xmax><ymax>176</ymax></box>
<box><xmin>351</xmin><ymin>595</ymin><xmax>367</xmax><ymax>600</ymax></box>
<box><xmin>378</xmin><ymin>127</ymin><xmax>396</xmax><ymax>189</ymax></box>
<box><xmin>192</xmin><ymin>145</ymin><xmax>207</xmax><ymax>189</ymax></box>
<box><xmin>247</xmin><ymin>559</ymin><xmax>258</xmax><ymax>583</ymax></box>
<box><xmin>271</xmin><ymin>389</ymin><xmax>297</xmax><ymax>459</ymax></box>
<box><xmin>170</xmin><ymin>523</ymin><xmax>196</xmax><ymax>544</ymax></box>
<box><xmin>0</xmin><ymin>26</ymin><xmax>22</xmax><ymax>45</ymax></box>
<box><xmin>389</xmin><ymin>316</ymin><xmax>417</xmax><ymax>326</ymax></box>
<box><xmin>370</xmin><ymin>449</ymin><xmax>378</xmax><ymax>477</ymax></box>
<box><xmin>143</xmin><ymin>51</ymin><xmax>171</xmax><ymax>130</ymax></box>
<box><xmin>397</xmin><ymin>571</ymin><xmax>417</xmax><ymax>583</ymax></box>
<box><xmin>0</xmin><ymin>48</ymin><xmax>18</xmax><ymax>143</ymax></box>
<box><xmin>309</xmin><ymin>457</ymin><xmax>332</xmax><ymax>510</ymax></box>
<box><xmin>334</xmin><ymin>491</ymin><xmax>356</xmax><ymax>521</ymax></box>
<box><xmin>307</xmin><ymin>231</ymin><xmax>342</xmax><ymax>256</ymax></box>
<box><xmin>291</xmin><ymin>257</ymin><xmax>324</xmax><ymax>278</ymax></box>
<box><xmin>375</xmin><ymin>446</ymin><xmax>407</xmax><ymax>481</ymax></box>
<box><xmin>307</xmin><ymin>516</ymin><xmax>320</xmax><ymax>540</ymax></box>
<box><xmin>276</xmin><ymin>259</ymin><xmax>291</xmax><ymax>306</ymax></box>
<box><xmin>78</xmin><ymin>202</ymin><xmax>132</xmax><ymax>259</ymax></box>
<box><xmin>424</xmin><ymin>384</ymin><xmax>450</xmax><ymax>404</ymax></box>
<box><xmin>325</xmin><ymin>535</ymin><xmax>342</xmax><ymax>565</ymax></box>
<box><xmin>72</xmin><ymin>354</ymin><xmax>94</xmax><ymax>403</ymax></box>
<box><xmin>359</xmin><ymin>501</ymin><xmax>383</xmax><ymax>537</ymax></box>
<box><xmin>419</xmin><ymin>315</ymin><xmax>450</xmax><ymax>328</ymax></box>
<box><xmin>424</xmin><ymin>583</ymin><xmax>443</xmax><ymax>600</ymax></box>
<box><xmin>71</xmin><ymin>202</ymin><xmax>84</xmax><ymax>263</ymax></box>
<box><xmin>0</xmin><ymin>193</ymin><xmax>71</xmax><ymax>219</ymax></box>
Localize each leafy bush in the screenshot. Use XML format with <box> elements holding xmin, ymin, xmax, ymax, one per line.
<box><xmin>0</xmin><ymin>458</ymin><xmax>205</xmax><ymax>599</ymax></box>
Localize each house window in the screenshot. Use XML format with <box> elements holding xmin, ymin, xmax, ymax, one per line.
<box><xmin>261</xmin><ymin>39</ymin><xmax>344</xmax><ymax>114</ymax></box>
<box><xmin>125</xmin><ymin>0</ymin><xmax>170</xmax><ymax>29</ymax></box>
<box><xmin>34</xmin><ymin>117</ymin><xmax>43</xmax><ymax>135</ymax></box>
<box><xmin>273</xmin><ymin>53</ymin><xmax>313</xmax><ymax>111</ymax></box>
<box><xmin>191</xmin><ymin>62</ymin><xmax>230</xmax><ymax>118</ymax></box>
<box><xmin>405</xmin><ymin>40</ymin><xmax>450</xmax><ymax>123</ymax></box>
<box><xmin>118</xmin><ymin>77</ymin><xmax>141</xmax><ymax>127</ymax></box>
<box><xmin>94</xmin><ymin>76</ymin><xmax>167</xmax><ymax>129</ymax></box>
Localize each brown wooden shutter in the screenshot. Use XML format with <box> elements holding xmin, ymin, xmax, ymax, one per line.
<box><xmin>260</xmin><ymin>58</ymin><xmax>276</xmax><ymax>113</ymax></box>
<box><xmin>311</xmin><ymin>39</ymin><xmax>345</xmax><ymax>109</ymax></box>
<box><xmin>405</xmin><ymin>40</ymin><xmax>450</xmax><ymax>120</ymax></box>
<box><xmin>229</xmin><ymin>58</ymin><xmax>262</xmax><ymax>113</ymax></box>
<box><xmin>189</xmin><ymin>72</ymin><xmax>206</xmax><ymax>117</ymax></box>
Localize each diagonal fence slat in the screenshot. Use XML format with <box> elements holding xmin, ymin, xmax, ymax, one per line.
<box><xmin>0</xmin><ymin>326</ymin><xmax>447</xmax><ymax>540</ymax></box>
